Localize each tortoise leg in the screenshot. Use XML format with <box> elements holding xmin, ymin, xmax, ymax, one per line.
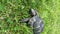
<box><xmin>19</xmin><ymin>18</ymin><xmax>30</xmax><ymax>23</ymax></box>
<box><xmin>19</xmin><ymin>18</ymin><xmax>31</xmax><ymax>27</ymax></box>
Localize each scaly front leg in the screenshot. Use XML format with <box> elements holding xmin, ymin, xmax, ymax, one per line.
<box><xmin>19</xmin><ymin>18</ymin><xmax>30</xmax><ymax>23</ymax></box>
<box><xmin>19</xmin><ymin>18</ymin><xmax>31</xmax><ymax>27</ymax></box>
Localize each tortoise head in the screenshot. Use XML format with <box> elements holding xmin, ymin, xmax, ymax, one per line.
<box><xmin>29</xmin><ymin>9</ymin><xmax>37</xmax><ymax>17</ymax></box>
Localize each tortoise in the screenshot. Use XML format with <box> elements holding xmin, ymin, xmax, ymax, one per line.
<box><xmin>19</xmin><ymin>9</ymin><xmax>44</xmax><ymax>34</ymax></box>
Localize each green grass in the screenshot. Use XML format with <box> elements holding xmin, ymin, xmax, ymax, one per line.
<box><xmin>0</xmin><ymin>0</ymin><xmax>60</xmax><ymax>34</ymax></box>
